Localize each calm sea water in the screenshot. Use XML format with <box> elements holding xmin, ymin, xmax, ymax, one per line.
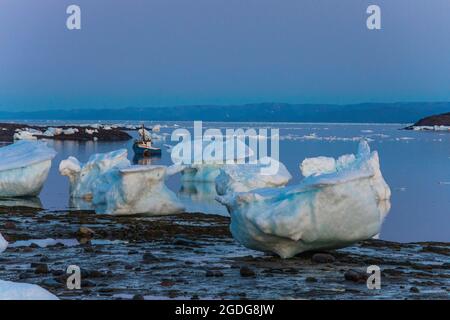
<box><xmin>16</xmin><ymin>121</ymin><xmax>449</xmax><ymax>243</ymax></box>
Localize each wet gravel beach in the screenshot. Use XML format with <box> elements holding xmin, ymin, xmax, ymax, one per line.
<box><xmin>0</xmin><ymin>206</ymin><xmax>448</xmax><ymax>300</ymax></box>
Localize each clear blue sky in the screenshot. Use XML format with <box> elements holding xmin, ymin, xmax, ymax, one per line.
<box><xmin>0</xmin><ymin>0</ymin><xmax>449</xmax><ymax>111</ymax></box>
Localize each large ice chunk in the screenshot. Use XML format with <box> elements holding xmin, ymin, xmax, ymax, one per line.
<box><xmin>215</xmin><ymin>157</ymin><xmax>292</xmax><ymax>195</ymax></box>
<box><xmin>92</xmin><ymin>165</ymin><xmax>185</xmax><ymax>215</ymax></box>
<box><xmin>0</xmin><ymin>280</ymin><xmax>58</xmax><ymax>300</ymax></box>
<box><xmin>60</xmin><ymin>149</ymin><xmax>184</xmax><ymax>215</ymax></box>
<box><xmin>59</xmin><ymin>149</ymin><xmax>130</xmax><ymax>200</ymax></box>
<box><xmin>217</xmin><ymin>141</ymin><xmax>391</xmax><ymax>258</ymax></box>
<box><xmin>0</xmin><ymin>232</ymin><xmax>7</xmax><ymax>253</ymax></box>
<box><xmin>0</xmin><ymin>141</ymin><xmax>57</xmax><ymax>197</ymax></box>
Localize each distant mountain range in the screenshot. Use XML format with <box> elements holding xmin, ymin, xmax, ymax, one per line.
<box><xmin>0</xmin><ymin>102</ymin><xmax>449</xmax><ymax>123</ymax></box>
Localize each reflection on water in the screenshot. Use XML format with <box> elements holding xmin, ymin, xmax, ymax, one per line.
<box><xmin>177</xmin><ymin>181</ymin><xmax>228</xmax><ymax>216</ymax></box>
<box><xmin>132</xmin><ymin>154</ymin><xmax>162</xmax><ymax>166</ymax></box>
<box><xmin>11</xmin><ymin>121</ymin><xmax>449</xmax><ymax>243</ymax></box>
<box><xmin>0</xmin><ymin>197</ymin><xmax>42</xmax><ymax>209</ymax></box>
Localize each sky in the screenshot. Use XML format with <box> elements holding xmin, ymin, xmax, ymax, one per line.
<box><xmin>0</xmin><ymin>0</ymin><xmax>449</xmax><ymax>111</ymax></box>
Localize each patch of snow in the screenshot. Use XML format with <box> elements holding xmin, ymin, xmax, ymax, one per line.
<box><xmin>9</xmin><ymin>238</ymin><xmax>79</xmax><ymax>248</ymax></box>
<box><xmin>216</xmin><ymin>141</ymin><xmax>391</xmax><ymax>258</ymax></box>
<box><xmin>412</xmin><ymin>125</ymin><xmax>450</xmax><ymax>131</ymax></box>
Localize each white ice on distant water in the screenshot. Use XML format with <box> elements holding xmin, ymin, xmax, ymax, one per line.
<box><xmin>215</xmin><ymin>157</ymin><xmax>292</xmax><ymax>195</ymax></box>
<box><xmin>0</xmin><ymin>141</ymin><xmax>57</xmax><ymax>197</ymax></box>
<box><xmin>217</xmin><ymin>141</ymin><xmax>391</xmax><ymax>258</ymax></box>
<box><xmin>0</xmin><ymin>280</ymin><xmax>58</xmax><ymax>300</ymax></box>
<box><xmin>60</xmin><ymin>149</ymin><xmax>184</xmax><ymax>215</ymax></box>
<box><xmin>412</xmin><ymin>125</ymin><xmax>450</xmax><ymax>131</ymax></box>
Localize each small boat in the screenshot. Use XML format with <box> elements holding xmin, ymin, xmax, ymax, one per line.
<box><xmin>132</xmin><ymin>125</ymin><xmax>162</xmax><ymax>157</ymax></box>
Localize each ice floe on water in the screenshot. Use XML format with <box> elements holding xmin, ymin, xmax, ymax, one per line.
<box><xmin>411</xmin><ymin>125</ymin><xmax>450</xmax><ymax>131</ymax></box>
<box><xmin>0</xmin><ymin>280</ymin><xmax>58</xmax><ymax>300</ymax></box>
<box><xmin>0</xmin><ymin>141</ymin><xmax>56</xmax><ymax>197</ymax></box>
<box><xmin>60</xmin><ymin>149</ymin><xmax>184</xmax><ymax>215</ymax></box>
<box><xmin>93</xmin><ymin>165</ymin><xmax>185</xmax><ymax>215</ymax></box>
<box><xmin>217</xmin><ymin>141</ymin><xmax>391</xmax><ymax>258</ymax></box>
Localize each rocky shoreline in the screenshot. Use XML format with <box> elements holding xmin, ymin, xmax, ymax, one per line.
<box><xmin>0</xmin><ymin>123</ymin><xmax>132</xmax><ymax>142</ymax></box>
<box><xmin>0</xmin><ymin>206</ymin><xmax>448</xmax><ymax>300</ymax></box>
<box><xmin>405</xmin><ymin>112</ymin><xmax>450</xmax><ymax>131</ymax></box>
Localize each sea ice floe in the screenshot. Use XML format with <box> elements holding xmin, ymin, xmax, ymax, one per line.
<box><xmin>217</xmin><ymin>141</ymin><xmax>391</xmax><ymax>258</ymax></box>
<box><xmin>412</xmin><ymin>125</ymin><xmax>450</xmax><ymax>131</ymax></box>
<box><xmin>60</xmin><ymin>149</ymin><xmax>184</xmax><ymax>215</ymax></box>
<box><xmin>215</xmin><ymin>157</ymin><xmax>292</xmax><ymax>195</ymax></box>
<box><xmin>92</xmin><ymin>165</ymin><xmax>185</xmax><ymax>215</ymax></box>
<box><xmin>0</xmin><ymin>141</ymin><xmax>57</xmax><ymax>197</ymax></box>
<box><xmin>0</xmin><ymin>280</ymin><xmax>58</xmax><ymax>300</ymax></box>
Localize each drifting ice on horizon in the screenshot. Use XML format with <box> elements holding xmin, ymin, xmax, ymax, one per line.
<box><xmin>0</xmin><ymin>141</ymin><xmax>57</xmax><ymax>197</ymax></box>
<box><xmin>217</xmin><ymin>141</ymin><xmax>391</xmax><ymax>258</ymax></box>
<box><xmin>59</xmin><ymin>149</ymin><xmax>184</xmax><ymax>215</ymax></box>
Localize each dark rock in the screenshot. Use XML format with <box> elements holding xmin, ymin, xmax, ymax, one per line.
<box><xmin>78</xmin><ymin>226</ymin><xmax>95</xmax><ymax>238</ymax></box>
<box><xmin>410</xmin><ymin>287</ymin><xmax>420</xmax><ymax>293</ymax></box>
<box><xmin>41</xmin><ymin>278</ymin><xmax>61</xmax><ymax>288</ymax></box>
<box><xmin>312</xmin><ymin>253</ymin><xmax>336</xmax><ymax>264</ymax></box>
<box><xmin>4</xmin><ymin>221</ymin><xmax>16</xmax><ymax>229</ymax></box>
<box><xmin>34</xmin><ymin>263</ymin><xmax>49</xmax><ymax>274</ymax></box>
<box><xmin>240</xmin><ymin>266</ymin><xmax>256</xmax><ymax>277</ymax></box>
<box><xmin>81</xmin><ymin>279</ymin><xmax>96</xmax><ymax>287</ymax></box>
<box><xmin>344</xmin><ymin>269</ymin><xmax>367</xmax><ymax>283</ymax></box>
<box><xmin>206</xmin><ymin>270</ymin><xmax>224</xmax><ymax>277</ymax></box>
<box><xmin>133</xmin><ymin>294</ymin><xmax>145</xmax><ymax>300</ymax></box>
<box><xmin>142</xmin><ymin>252</ymin><xmax>159</xmax><ymax>263</ymax></box>
<box><xmin>305</xmin><ymin>277</ymin><xmax>318</xmax><ymax>283</ymax></box>
<box><xmin>173</xmin><ymin>237</ymin><xmax>197</xmax><ymax>247</ymax></box>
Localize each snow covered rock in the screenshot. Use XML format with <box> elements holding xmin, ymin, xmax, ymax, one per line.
<box><xmin>217</xmin><ymin>141</ymin><xmax>391</xmax><ymax>258</ymax></box>
<box><xmin>0</xmin><ymin>280</ymin><xmax>58</xmax><ymax>300</ymax></box>
<box><xmin>60</xmin><ymin>149</ymin><xmax>184</xmax><ymax>215</ymax></box>
<box><xmin>0</xmin><ymin>141</ymin><xmax>57</xmax><ymax>197</ymax></box>
<box><xmin>215</xmin><ymin>157</ymin><xmax>292</xmax><ymax>195</ymax></box>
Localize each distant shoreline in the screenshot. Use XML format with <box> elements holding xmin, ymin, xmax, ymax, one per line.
<box><xmin>0</xmin><ymin>102</ymin><xmax>449</xmax><ymax>123</ymax></box>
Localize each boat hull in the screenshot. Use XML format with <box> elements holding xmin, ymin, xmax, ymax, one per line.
<box><xmin>133</xmin><ymin>143</ymin><xmax>162</xmax><ymax>157</ymax></box>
